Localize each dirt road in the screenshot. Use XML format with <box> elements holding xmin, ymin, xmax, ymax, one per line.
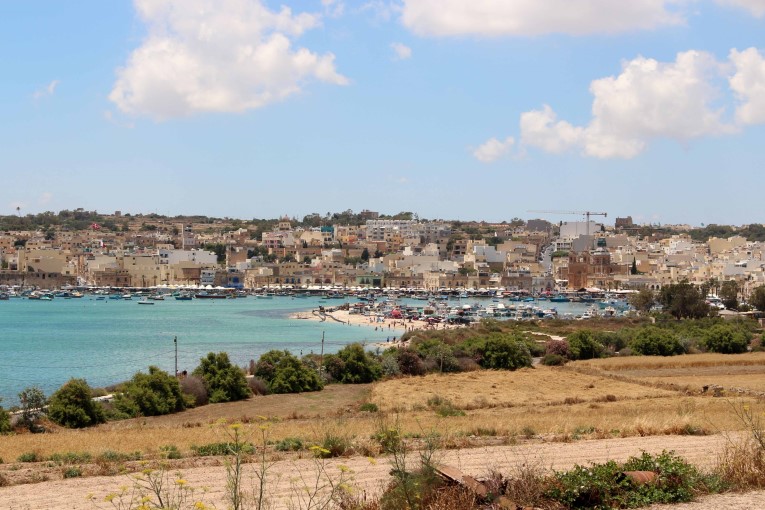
<box><xmin>2</xmin><ymin>434</ymin><xmax>763</xmax><ymax>509</ymax></box>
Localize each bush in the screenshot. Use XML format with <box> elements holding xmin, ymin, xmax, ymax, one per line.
<box><xmin>179</xmin><ymin>375</ymin><xmax>209</xmax><ymax>406</ymax></box>
<box><xmin>275</xmin><ymin>437</ymin><xmax>304</xmax><ymax>451</ymax></box>
<box><xmin>191</xmin><ymin>441</ymin><xmax>254</xmax><ymax>457</ymax></box>
<box><xmin>193</xmin><ymin>352</ymin><xmax>251</xmax><ymax>403</ymax></box>
<box><xmin>47</xmin><ymin>378</ymin><xmax>106</xmax><ymax>428</ymax></box>
<box><xmin>360</xmin><ymin>402</ymin><xmax>379</xmax><ymax>412</ymax></box>
<box><xmin>542</xmin><ymin>353</ymin><xmax>566</xmax><ymax>366</ymax></box>
<box><xmin>62</xmin><ymin>467</ymin><xmax>82</xmax><ymax>478</ymax></box>
<box><xmin>114</xmin><ymin>366</ymin><xmax>190</xmax><ymax>417</ymax></box>
<box><xmin>474</xmin><ymin>333</ymin><xmax>532</xmax><ymax>370</ymax></box>
<box><xmin>254</xmin><ymin>350</ymin><xmax>323</xmax><ymax>394</ymax></box>
<box><xmin>567</xmin><ymin>330</ymin><xmax>605</xmax><ymax>360</ymax></box>
<box><xmin>396</xmin><ymin>349</ymin><xmax>425</xmax><ymax>376</ymax></box>
<box><xmin>412</xmin><ymin>339</ymin><xmax>460</xmax><ymax>373</ymax></box>
<box><xmin>545</xmin><ymin>339</ymin><xmax>570</xmax><ymax>358</ymax></box>
<box><xmin>247</xmin><ymin>376</ymin><xmax>269</xmax><ymax>396</ymax></box>
<box><xmin>0</xmin><ymin>403</ymin><xmax>10</xmax><ymax>434</ymax></box>
<box><xmin>702</xmin><ymin>324</ymin><xmax>751</xmax><ymax>354</ymax></box>
<box><xmin>630</xmin><ymin>327</ymin><xmax>684</xmax><ymax>356</ymax></box>
<box><xmin>17</xmin><ymin>452</ymin><xmax>39</xmax><ymax>463</ymax></box>
<box><xmin>324</xmin><ymin>343</ymin><xmax>382</xmax><ymax>383</ymax></box>
<box><xmin>18</xmin><ymin>386</ymin><xmax>46</xmax><ymax>431</ymax></box>
<box><xmin>546</xmin><ymin>450</ymin><xmax>715</xmax><ymax>508</ymax></box>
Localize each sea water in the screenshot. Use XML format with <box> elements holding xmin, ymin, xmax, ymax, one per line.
<box><xmin>0</xmin><ymin>296</ymin><xmax>389</xmax><ymax>404</ymax></box>
<box><xmin>0</xmin><ymin>295</ymin><xmax>597</xmax><ymax>404</ymax></box>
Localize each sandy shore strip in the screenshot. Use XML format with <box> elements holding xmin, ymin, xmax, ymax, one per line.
<box><xmin>289</xmin><ymin>308</ymin><xmax>460</xmax><ymax>348</ymax></box>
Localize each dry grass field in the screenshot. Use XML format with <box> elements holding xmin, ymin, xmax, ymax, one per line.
<box><xmin>2</xmin><ymin>354</ymin><xmax>764</xmax><ymax>490</ymax></box>
<box><xmin>570</xmin><ymin>352</ymin><xmax>765</xmax><ymax>394</ymax></box>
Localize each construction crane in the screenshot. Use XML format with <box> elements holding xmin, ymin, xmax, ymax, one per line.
<box><xmin>527</xmin><ymin>210</ymin><xmax>607</xmax><ymax>237</ymax></box>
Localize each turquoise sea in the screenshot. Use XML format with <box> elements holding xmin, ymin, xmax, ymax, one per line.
<box><xmin>0</xmin><ymin>295</ymin><xmax>599</xmax><ymax>405</ymax></box>
<box><xmin>0</xmin><ymin>296</ymin><xmax>391</xmax><ymax>404</ymax></box>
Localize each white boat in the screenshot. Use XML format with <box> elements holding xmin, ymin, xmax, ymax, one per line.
<box><xmin>138</xmin><ymin>298</ymin><xmax>155</xmax><ymax>305</ymax></box>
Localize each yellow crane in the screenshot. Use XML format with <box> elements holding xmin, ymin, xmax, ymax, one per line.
<box><xmin>528</xmin><ymin>210</ymin><xmax>607</xmax><ymax>237</ymax></box>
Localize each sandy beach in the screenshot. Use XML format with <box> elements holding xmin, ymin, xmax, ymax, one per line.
<box><xmin>289</xmin><ymin>308</ymin><xmax>461</xmax><ymax>348</ymax></box>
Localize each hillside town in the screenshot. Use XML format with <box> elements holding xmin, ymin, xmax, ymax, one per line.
<box><xmin>0</xmin><ymin>209</ymin><xmax>763</xmax><ymax>301</ymax></box>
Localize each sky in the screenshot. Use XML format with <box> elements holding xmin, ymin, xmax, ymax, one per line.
<box><xmin>1</xmin><ymin>0</ymin><xmax>764</xmax><ymax>226</ymax></box>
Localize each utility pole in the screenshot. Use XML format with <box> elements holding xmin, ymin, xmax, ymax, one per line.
<box><xmin>174</xmin><ymin>336</ymin><xmax>178</xmax><ymax>377</ymax></box>
<box><xmin>319</xmin><ymin>331</ymin><xmax>325</xmax><ymax>377</ymax></box>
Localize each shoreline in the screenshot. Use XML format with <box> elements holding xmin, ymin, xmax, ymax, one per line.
<box><xmin>288</xmin><ymin>308</ymin><xmax>461</xmax><ymax>348</ymax></box>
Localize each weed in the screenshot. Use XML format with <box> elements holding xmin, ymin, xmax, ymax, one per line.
<box><xmin>49</xmin><ymin>452</ymin><xmax>92</xmax><ymax>465</ymax></box>
<box><xmin>521</xmin><ymin>426</ymin><xmax>536</xmax><ymax>439</ymax></box>
<box><xmin>275</xmin><ymin>437</ymin><xmax>305</xmax><ymax>452</ymax></box>
<box><xmin>17</xmin><ymin>452</ymin><xmax>39</xmax><ymax>463</ymax></box>
<box><xmin>160</xmin><ymin>444</ymin><xmax>182</xmax><ymax>459</ymax></box>
<box><xmin>359</xmin><ymin>402</ymin><xmax>379</xmax><ymax>413</ymax></box>
<box><xmin>191</xmin><ymin>441</ymin><xmax>255</xmax><ymax>457</ymax></box>
<box><xmin>62</xmin><ymin>466</ymin><xmax>82</xmax><ymax>478</ymax></box>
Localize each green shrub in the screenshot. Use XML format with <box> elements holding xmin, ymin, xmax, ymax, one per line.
<box><xmin>702</xmin><ymin>324</ymin><xmax>751</xmax><ymax>354</ymax></box>
<box><xmin>47</xmin><ymin>378</ymin><xmax>106</xmax><ymax>428</ymax></box>
<box><xmin>360</xmin><ymin>402</ymin><xmax>379</xmax><ymax>412</ymax></box>
<box><xmin>546</xmin><ymin>450</ymin><xmax>717</xmax><ymax>508</ymax></box>
<box><xmin>630</xmin><ymin>327</ymin><xmax>684</xmax><ymax>356</ymax></box>
<box><xmin>314</xmin><ymin>433</ymin><xmax>350</xmax><ymax>458</ymax></box>
<box><xmin>412</xmin><ymin>339</ymin><xmax>460</xmax><ymax>372</ymax></box>
<box><xmin>0</xmin><ymin>403</ymin><xmax>10</xmax><ymax>434</ymax></box>
<box><xmin>254</xmin><ymin>350</ymin><xmax>323</xmax><ymax>394</ymax></box>
<box><xmin>17</xmin><ymin>452</ymin><xmax>39</xmax><ymax>463</ymax></box>
<box><xmin>542</xmin><ymin>353</ymin><xmax>566</xmax><ymax>366</ymax></box>
<box><xmin>18</xmin><ymin>386</ymin><xmax>46</xmax><ymax>431</ymax></box>
<box><xmin>191</xmin><ymin>441</ymin><xmax>254</xmax><ymax>457</ymax></box>
<box><xmin>473</xmin><ymin>333</ymin><xmax>532</xmax><ymax>370</ymax></box>
<box><xmin>159</xmin><ymin>444</ymin><xmax>182</xmax><ymax>459</ymax></box>
<box><xmin>114</xmin><ymin>366</ymin><xmax>190</xmax><ymax>417</ymax></box>
<box><xmin>567</xmin><ymin>330</ymin><xmax>605</xmax><ymax>360</ymax></box>
<box><xmin>192</xmin><ymin>352</ymin><xmax>251</xmax><ymax>403</ymax></box>
<box><xmin>275</xmin><ymin>437</ymin><xmax>304</xmax><ymax>451</ymax></box>
<box><xmin>62</xmin><ymin>467</ymin><xmax>82</xmax><ymax>478</ymax></box>
<box><xmin>324</xmin><ymin>343</ymin><xmax>382</xmax><ymax>383</ymax></box>
<box><xmin>98</xmin><ymin>450</ymin><xmax>142</xmax><ymax>462</ymax></box>
<box><xmin>48</xmin><ymin>452</ymin><xmax>92</xmax><ymax>464</ymax></box>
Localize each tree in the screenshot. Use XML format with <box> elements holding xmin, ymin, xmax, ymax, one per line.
<box><xmin>566</xmin><ymin>330</ymin><xmax>605</xmax><ymax>360</ymax></box>
<box><xmin>702</xmin><ymin>324</ymin><xmax>751</xmax><ymax>354</ymax></box>
<box><xmin>628</xmin><ymin>289</ymin><xmax>656</xmax><ymax>314</ymax></box>
<box><xmin>254</xmin><ymin>350</ymin><xmax>323</xmax><ymax>394</ymax></box>
<box><xmin>47</xmin><ymin>379</ymin><xmax>106</xmax><ymax>428</ymax></box>
<box><xmin>719</xmin><ymin>280</ymin><xmax>739</xmax><ymax>310</ymax></box>
<box><xmin>474</xmin><ymin>333</ymin><xmax>532</xmax><ymax>370</ymax></box>
<box><xmin>630</xmin><ymin>328</ymin><xmax>684</xmax><ymax>356</ymax></box>
<box><xmin>630</xmin><ymin>258</ymin><xmax>638</xmax><ymax>275</ymax></box>
<box><xmin>658</xmin><ymin>281</ymin><xmax>710</xmax><ymax>319</ymax></box>
<box><xmin>114</xmin><ymin>366</ymin><xmax>190</xmax><ymax>417</ymax></box>
<box><xmin>193</xmin><ymin>352</ymin><xmax>251</xmax><ymax>403</ymax></box>
<box><xmin>18</xmin><ymin>386</ymin><xmax>47</xmax><ymax>431</ymax></box>
<box><xmin>0</xmin><ymin>398</ymin><xmax>11</xmax><ymax>434</ymax></box>
<box><xmin>750</xmin><ymin>286</ymin><xmax>765</xmax><ymax>312</ymax></box>
<box><xmin>361</xmin><ymin>248</ymin><xmax>370</xmax><ymax>261</ymax></box>
<box><xmin>324</xmin><ymin>344</ymin><xmax>382</xmax><ymax>383</ymax></box>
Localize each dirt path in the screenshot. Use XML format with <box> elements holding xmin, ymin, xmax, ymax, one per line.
<box><xmin>3</xmin><ymin>433</ymin><xmax>759</xmax><ymax>509</ymax></box>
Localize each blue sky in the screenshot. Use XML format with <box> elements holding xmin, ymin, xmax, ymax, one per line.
<box><xmin>1</xmin><ymin>0</ymin><xmax>764</xmax><ymax>226</ymax></box>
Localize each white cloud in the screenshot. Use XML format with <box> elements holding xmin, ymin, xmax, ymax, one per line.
<box><xmin>400</xmin><ymin>0</ymin><xmax>685</xmax><ymax>37</ymax></box>
<box><xmin>391</xmin><ymin>42</ymin><xmax>412</xmax><ymax>60</ymax></box>
<box><xmin>33</xmin><ymin>79</ymin><xmax>59</xmax><ymax>99</ymax></box>
<box><xmin>520</xmin><ymin>105</ymin><xmax>583</xmax><ymax>153</ymax></box>
<box><xmin>322</xmin><ymin>0</ymin><xmax>345</xmax><ymax>18</ymax></box>
<box><xmin>519</xmin><ymin>50</ymin><xmax>733</xmax><ymax>159</ymax></box>
<box><xmin>110</xmin><ymin>0</ymin><xmax>349</xmax><ymax>119</ymax></box>
<box><xmin>473</xmin><ymin>136</ymin><xmax>514</xmax><ymax>163</ymax></box>
<box><xmin>716</xmin><ymin>0</ymin><xmax>765</xmax><ymax>16</ymax></box>
<box><xmin>729</xmin><ymin>47</ymin><xmax>765</xmax><ymax>125</ymax></box>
